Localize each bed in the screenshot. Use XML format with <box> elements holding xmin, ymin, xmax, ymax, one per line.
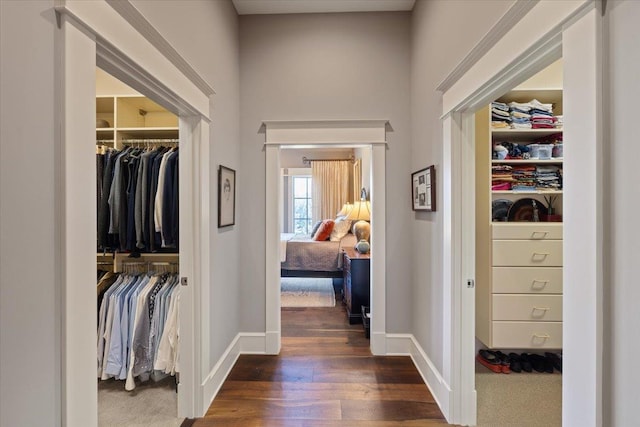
<box><xmin>280</xmin><ymin>232</ymin><xmax>357</xmax><ymax>278</ymax></box>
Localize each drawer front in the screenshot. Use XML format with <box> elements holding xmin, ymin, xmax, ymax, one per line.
<box><xmin>492</xmin><ymin>223</ymin><xmax>563</xmax><ymax>240</ymax></box>
<box><xmin>492</xmin><ymin>240</ymin><xmax>563</xmax><ymax>267</ymax></box>
<box><xmin>492</xmin><ymin>295</ymin><xmax>563</xmax><ymax>321</ymax></box>
<box><xmin>492</xmin><ymin>267</ymin><xmax>563</xmax><ymax>294</ymax></box>
<box><xmin>492</xmin><ymin>321</ymin><xmax>562</xmax><ymax>349</ymax></box>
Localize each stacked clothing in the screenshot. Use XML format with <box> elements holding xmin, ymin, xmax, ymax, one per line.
<box><xmin>508</xmin><ymin>101</ymin><xmax>533</xmax><ymax>129</ymax></box>
<box><xmin>554</xmin><ymin>115</ymin><xmax>564</xmax><ymax>128</ymax></box>
<box><xmin>491</xmin><ymin>164</ymin><xmax>513</xmax><ymax>191</ymax></box>
<box><xmin>529</xmin><ymin>99</ymin><xmax>556</xmax><ymax>129</ymax></box>
<box><xmin>511</xmin><ymin>165</ymin><xmax>537</xmax><ymax>191</ymax></box>
<box><xmin>536</xmin><ymin>165</ymin><xmax>563</xmax><ymax>190</ymax></box>
<box><xmin>491</xmin><ymin>101</ymin><xmax>511</xmax><ymax>128</ymax></box>
<box><xmin>488</xmin><ymin>99</ymin><xmax>560</xmax><ymax>130</ymax></box>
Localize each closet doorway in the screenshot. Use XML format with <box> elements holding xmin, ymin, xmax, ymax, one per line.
<box><xmin>441</xmin><ymin>5</ymin><xmax>602</xmax><ymax>425</ymax></box>
<box><xmin>95</xmin><ymin>68</ymin><xmax>183</xmax><ymax>425</ymax></box>
<box><xmin>473</xmin><ymin>60</ymin><xmax>564</xmax><ymax>426</ymax></box>
<box><xmin>57</xmin><ymin>4</ymin><xmax>213</xmax><ymax>423</ymax></box>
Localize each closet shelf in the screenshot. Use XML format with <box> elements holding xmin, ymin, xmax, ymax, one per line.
<box><xmin>491</xmin><ymin>128</ymin><xmax>563</xmax><ymax>139</ymax></box>
<box><xmin>492</xmin><ymin>190</ymin><xmax>563</xmax><ymax>195</ymax></box>
<box><xmin>492</xmin><ymin>159</ymin><xmax>563</xmax><ymax>164</ymax></box>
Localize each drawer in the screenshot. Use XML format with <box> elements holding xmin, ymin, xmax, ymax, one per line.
<box><xmin>492</xmin><ymin>240</ymin><xmax>562</xmax><ymax>267</ymax></box>
<box><xmin>492</xmin><ymin>267</ymin><xmax>563</xmax><ymax>294</ymax></box>
<box><xmin>492</xmin><ymin>321</ymin><xmax>562</xmax><ymax>349</ymax></box>
<box><xmin>492</xmin><ymin>223</ymin><xmax>562</xmax><ymax>240</ymax></box>
<box><xmin>492</xmin><ymin>295</ymin><xmax>562</xmax><ymax>321</ymax></box>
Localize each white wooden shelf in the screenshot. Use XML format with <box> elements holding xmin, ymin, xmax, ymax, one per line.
<box><xmin>492</xmin><ymin>159</ymin><xmax>563</xmax><ymax>164</ymax></box>
<box><xmin>492</xmin><ymin>190</ymin><xmax>563</xmax><ymax>195</ymax></box>
<box><xmin>96</xmin><ymin>95</ymin><xmax>178</xmax><ymax>149</ymax></box>
<box><xmin>491</xmin><ymin>128</ymin><xmax>563</xmax><ymax>140</ymax></box>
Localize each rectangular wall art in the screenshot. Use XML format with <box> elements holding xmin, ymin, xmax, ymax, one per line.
<box><xmin>411</xmin><ymin>165</ymin><xmax>436</xmax><ymax>212</ymax></box>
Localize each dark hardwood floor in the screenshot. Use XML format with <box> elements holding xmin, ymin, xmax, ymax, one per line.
<box><xmin>186</xmin><ymin>291</ymin><xmax>450</xmax><ymax>426</ymax></box>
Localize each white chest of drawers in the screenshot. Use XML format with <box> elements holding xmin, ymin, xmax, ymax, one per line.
<box><xmin>479</xmin><ymin>223</ymin><xmax>563</xmax><ymax>349</ymax></box>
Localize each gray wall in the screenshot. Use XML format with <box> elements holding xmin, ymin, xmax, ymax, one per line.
<box><xmin>605</xmin><ymin>0</ymin><xmax>640</xmax><ymax>424</ymax></box>
<box><xmin>0</xmin><ymin>1</ymin><xmax>60</xmax><ymax>426</ymax></box>
<box><xmin>131</xmin><ymin>0</ymin><xmax>241</xmax><ymax>369</ymax></box>
<box><xmin>410</xmin><ymin>0</ymin><xmax>515</xmax><ymax>372</ymax></box>
<box><xmin>239</xmin><ymin>12</ymin><xmax>412</xmax><ymax>332</ymax></box>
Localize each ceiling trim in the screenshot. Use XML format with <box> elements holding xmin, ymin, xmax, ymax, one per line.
<box><xmin>233</xmin><ymin>0</ymin><xmax>415</xmax><ymax>15</ymax></box>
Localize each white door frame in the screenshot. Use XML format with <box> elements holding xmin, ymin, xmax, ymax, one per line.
<box><xmin>439</xmin><ymin>1</ymin><xmax>603</xmax><ymax>425</ymax></box>
<box><xmin>263</xmin><ymin>120</ymin><xmax>388</xmax><ymax>355</ymax></box>
<box><xmin>55</xmin><ymin>2</ymin><xmax>213</xmax><ymax>425</ymax></box>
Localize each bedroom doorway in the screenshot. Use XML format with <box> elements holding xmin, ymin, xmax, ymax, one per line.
<box><xmin>263</xmin><ymin>120</ymin><xmax>388</xmax><ymax>356</ymax></box>
<box><xmin>279</xmin><ymin>147</ymin><xmax>371</xmax><ymax>351</ymax></box>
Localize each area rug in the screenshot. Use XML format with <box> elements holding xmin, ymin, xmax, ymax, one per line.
<box><xmin>281</xmin><ymin>277</ymin><xmax>336</xmax><ymax>307</ymax></box>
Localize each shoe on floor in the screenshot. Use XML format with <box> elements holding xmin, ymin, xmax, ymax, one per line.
<box><xmin>507</xmin><ymin>352</ymin><xmax>523</xmax><ymax>373</ymax></box>
<box><xmin>494</xmin><ymin>350</ymin><xmax>511</xmax><ymax>374</ymax></box>
<box><xmin>517</xmin><ymin>353</ymin><xmax>533</xmax><ymax>373</ymax></box>
<box><xmin>545</xmin><ymin>352</ymin><xmax>562</xmax><ymax>373</ymax></box>
<box><xmin>477</xmin><ymin>350</ymin><xmax>502</xmax><ymax>373</ymax></box>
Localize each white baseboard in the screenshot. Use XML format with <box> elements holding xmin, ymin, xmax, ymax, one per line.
<box><xmin>385</xmin><ymin>334</ymin><xmax>452</xmax><ymax>421</ymax></box>
<box><xmin>201</xmin><ymin>333</ymin><xmax>267</xmax><ymax>413</ymax></box>
<box><xmin>200</xmin><ymin>332</ymin><xmax>451</xmax><ymax>422</ymax></box>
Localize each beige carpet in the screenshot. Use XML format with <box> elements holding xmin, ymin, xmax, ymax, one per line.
<box><xmin>281</xmin><ymin>277</ymin><xmax>336</xmax><ymax>307</ymax></box>
<box><xmin>98</xmin><ymin>376</ymin><xmax>183</xmax><ymax>427</ymax></box>
<box><xmin>476</xmin><ymin>361</ymin><xmax>562</xmax><ymax>427</ymax></box>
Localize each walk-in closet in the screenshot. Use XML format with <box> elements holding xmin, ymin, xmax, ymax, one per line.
<box><xmin>95</xmin><ymin>68</ymin><xmax>182</xmax><ymax>426</ymax></box>
<box><xmin>474</xmin><ymin>60</ymin><xmax>564</xmax><ymax>426</ymax></box>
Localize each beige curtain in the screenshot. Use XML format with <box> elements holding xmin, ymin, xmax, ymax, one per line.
<box><xmin>312</xmin><ymin>160</ymin><xmax>351</xmax><ymax>222</ymax></box>
<box><xmin>353</xmin><ymin>159</ymin><xmax>361</xmax><ymax>203</ymax></box>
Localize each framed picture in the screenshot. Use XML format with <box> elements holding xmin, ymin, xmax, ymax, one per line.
<box><xmin>218</xmin><ymin>165</ymin><xmax>236</xmax><ymax>227</ymax></box>
<box><xmin>411</xmin><ymin>165</ymin><xmax>436</xmax><ymax>211</ymax></box>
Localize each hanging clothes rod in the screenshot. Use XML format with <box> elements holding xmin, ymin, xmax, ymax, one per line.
<box><xmin>121</xmin><ymin>138</ymin><xmax>179</xmax><ymax>145</ymax></box>
<box><xmin>302</xmin><ymin>155</ymin><xmax>355</xmax><ymax>165</ymax></box>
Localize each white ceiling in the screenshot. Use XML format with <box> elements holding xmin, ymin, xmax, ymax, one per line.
<box><xmin>232</xmin><ymin>0</ymin><xmax>416</xmax><ymax>15</ymax></box>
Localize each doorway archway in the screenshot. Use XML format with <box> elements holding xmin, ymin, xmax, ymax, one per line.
<box><xmin>263</xmin><ymin>120</ymin><xmax>388</xmax><ymax>355</ymax></box>
<box><xmin>438</xmin><ymin>2</ymin><xmax>603</xmax><ymax>425</ymax></box>
<box><xmin>55</xmin><ymin>2</ymin><xmax>213</xmax><ymax>423</ymax></box>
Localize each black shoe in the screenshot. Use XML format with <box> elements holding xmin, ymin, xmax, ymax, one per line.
<box><xmin>545</xmin><ymin>352</ymin><xmax>562</xmax><ymax>373</ymax></box>
<box><xmin>507</xmin><ymin>353</ymin><xmax>523</xmax><ymax>373</ymax></box>
<box><xmin>526</xmin><ymin>353</ymin><xmax>546</xmax><ymax>373</ymax></box>
<box><xmin>519</xmin><ymin>353</ymin><xmax>533</xmax><ymax>372</ymax></box>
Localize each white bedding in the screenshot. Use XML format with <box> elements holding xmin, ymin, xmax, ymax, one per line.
<box><xmin>280</xmin><ymin>233</ymin><xmax>296</xmax><ymax>262</ymax></box>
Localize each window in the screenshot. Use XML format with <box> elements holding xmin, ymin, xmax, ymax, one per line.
<box><xmin>292</xmin><ymin>175</ymin><xmax>312</xmax><ymax>234</ymax></box>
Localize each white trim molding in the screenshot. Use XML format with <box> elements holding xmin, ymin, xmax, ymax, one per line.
<box><xmin>263</xmin><ymin>120</ymin><xmax>388</xmax><ymax>145</ymax></box>
<box><xmin>437</xmin><ymin>0</ymin><xmax>603</xmax><ymax>425</ymax></box>
<box><xmin>385</xmin><ymin>334</ymin><xmax>452</xmax><ymax>419</ymax></box>
<box><xmin>55</xmin><ymin>0</ymin><xmax>210</xmax><ymax>118</ymax></box>
<box><xmin>54</xmin><ymin>0</ymin><xmax>213</xmax><ymax>423</ymax></box>
<box><xmin>436</xmin><ymin>0</ymin><xmax>538</xmax><ymax>93</ymax></box>
<box><xmin>441</xmin><ymin>0</ymin><xmax>592</xmax><ymax>116</ymax></box>
<box><xmin>201</xmin><ymin>333</ymin><xmax>267</xmax><ymax>412</ymax></box>
<box><xmin>263</xmin><ymin>119</ymin><xmax>389</xmax><ymax>356</ymax></box>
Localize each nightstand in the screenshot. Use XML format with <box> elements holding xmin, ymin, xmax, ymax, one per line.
<box><xmin>342</xmin><ymin>247</ymin><xmax>370</xmax><ymax>324</ymax></box>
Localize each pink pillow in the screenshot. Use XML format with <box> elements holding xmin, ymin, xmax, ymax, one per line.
<box><xmin>313</xmin><ymin>219</ymin><xmax>335</xmax><ymax>241</ymax></box>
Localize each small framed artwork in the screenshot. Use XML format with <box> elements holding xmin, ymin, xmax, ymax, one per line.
<box><xmin>218</xmin><ymin>165</ymin><xmax>236</xmax><ymax>227</ymax></box>
<box><xmin>411</xmin><ymin>165</ymin><xmax>436</xmax><ymax>211</ymax></box>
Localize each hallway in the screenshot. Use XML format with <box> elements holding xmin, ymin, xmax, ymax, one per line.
<box><xmin>186</xmin><ymin>293</ymin><xmax>448</xmax><ymax>426</ymax></box>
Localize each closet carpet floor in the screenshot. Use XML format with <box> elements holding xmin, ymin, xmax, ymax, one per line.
<box><xmin>475</xmin><ymin>361</ymin><xmax>562</xmax><ymax>427</ymax></box>
<box><xmin>99</xmin><ymin>376</ymin><xmax>182</xmax><ymax>427</ymax></box>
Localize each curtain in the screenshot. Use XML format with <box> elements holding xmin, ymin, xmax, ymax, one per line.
<box><xmin>311</xmin><ymin>160</ymin><xmax>351</xmax><ymax>222</ymax></box>
<box><xmin>353</xmin><ymin>159</ymin><xmax>361</xmax><ymax>203</ymax></box>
